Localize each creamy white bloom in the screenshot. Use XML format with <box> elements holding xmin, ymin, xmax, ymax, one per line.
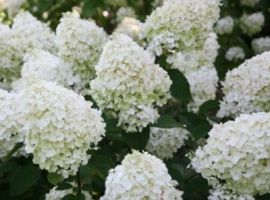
<box><xmin>252</xmin><ymin>37</ymin><xmax>270</xmax><ymax>55</ymax></box>
<box><xmin>116</xmin><ymin>7</ymin><xmax>136</xmax><ymax>23</ymax></box>
<box><xmin>218</xmin><ymin>52</ymin><xmax>270</xmax><ymax>117</ymax></box>
<box><xmin>17</xmin><ymin>78</ymin><xmax>105</xmax><ymax>177</ymax></box>
<box><xmin>192</xmin><ymin>112</ymin><xmax>270</xmax><ymax>195</ymax></box>
<box><xmin>0</xmin><ymin>89</ymin><xmax>24</xmax><ymax>159</ymax></box>
<box><xmin>115</xmin><ymin>17</ymin><xmax>142</xmax><ymax>42</ymax></box>
<box><xmin>17</xmin><ymin>50</ymin><xmax>79</xmax><ymax>88</ymax></box>
<box><xmin>208</xmin><ymin>186</ymin><xmax>255</xmax><ymax>200</ymax></box>
<box><xmin>168</xmin><ymin>33</ymin><xmax>219</xmax><ymax>75</ymax></box>
<box><xmin>225</xmin><ymin>47</ymin><xmax>245</xmax><ymax>62</ymax></box>
<box><xmin>187</xmin><ymin>67</ymin><xmax>218</xmax><ymax>112</ymax></box>
<box><xmin>45</xmin><ymin>187</ymin><xmax>93</xmax><ymax>200</ymax></box>
<box><xmin>0</xmin><ymin>12</ymin><xmax>55</xmax><ymax>80</ymax></box>
<box><xmin>0</xmin><ymin>23</ymin><xmax>22</xmax><ymax>79</ymax></box>
<box><xmin>146</xmin><ymin>127</ymin><xmax>189</xmax><ymax>159</ymax></box>
<box><xmin>56</xmin><ymin>12</ymin><xmax>107</xmax><ymax>88</ymax></box>
<box><xmin>240</xmin><ymin>0</ymin><xmax>260</xmax><ymax>7</ymax></box>
<box><xmin>90</xmin><ymin>34</ymin><xmax>171</xmax><ymax>132</ymax></box>
<box><xmin>215</xmin><ymin>16</ymin><xmax>234</xmax><ymax>35</ymax></box>
<box><xmin>142</xmin><ymin>0</ymin><xmax>220</xmax><ymax>56</ymax></box>
<box><xmin>0</xmin><ymin>0</ymin><xmax>26</xmax><ymax>16</ymax></box>
<box><xmin>12</xmin><ymin>12</ymin><xmax>56</xmax><ymax>54</ymax></box>
<box><xmin>240</xmin><ymin>12</ymin><xmax>264</xmax><ymax>36</ymax></box>
<box><xmin>101</xmin><ymin>151</ymin><xmax>183</xmax><ymax>200</ymax></box>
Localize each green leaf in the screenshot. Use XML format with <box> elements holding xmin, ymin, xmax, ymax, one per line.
<box><xmin>0</xmin><ymin>160</ymin><xmax>18</xmax><ymax>175</ymax></box>
<box><xmin>47</xmin><ymin>173</ymin><xmax>64</xmax><ymax>185</ymax></box>
<box><xmin>183</xmin><ymin>175</ymin><xmax>210</xmax><ymax>200</ymax></box>
<box><xmin>179</xmin><ymin>112</ymin><xmax>212</xmax><ymax>140</ymax></box>
<box><xmin>56</xmin><ymin>182</ymin><xmax>73</xmax><ymax>190</ymax></box>
<box><xmin>76</xmin><ymin>192</ymin><xmax>86</xmax><ymax>200</ymax></box>
<box><xmin>168</xmin><ymin>69</ymin><xmax>192</xmax><ymax>104</ymax></box>
<box><xmin>190</xmin><ymin>122</ymin><xmax>212</xmax><ymax>140</ymax></box>
<box><xmin>167</xmin><ymin>163</ymin><xmax>185</xmax><ymax>187</ymax></box>
<box><xmin>122</xmin><ymin>128</ymin><xmax>150</xmax><ymax>150</ymax></box>
<box><xmin>9</xmin><ymin>163</ymin><xmax>41</xmax><ymax>196</ymax></box>
<box><xmin>199</xmin><ymin>100</ymin><xmax>220</xmax><ymax>117</ymax></box>
<box><xmin>256</xmin><ymin>194</ymin><xmax>270</xmax><ymax>200</ymax></box>
<box><xmin>152</xmin><ymin>115</ymin><xmax>182</xmax><ymax>128</ymax></box>
<box><xmin>82</xmin><ymin>0</ymin><xmax>100</xmax><ymax>17</ymax></box>
<box><xmin>62</xmin><ymin>194</ymin><xmax>76</xmax><ymax>200</ymax></box>
<box><xmin>79</xmin><ymin>166</ymin><xmax>93</xmax><ymax>182</ymax></box>
<box><xmin>105</xmin><ymin>119</ymin><xmax>124</xmax><ymax>141</ymax></box>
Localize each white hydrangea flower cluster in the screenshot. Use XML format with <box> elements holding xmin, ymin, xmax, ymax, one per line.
<box><xmin>142</xmin><ymin>0</ymin><xmax>220</xmax><ymax>56</ymax></box>
<box><xmin>90</xmin><ymin>34</ymin><xmax>171</xmax><ymax>132</ymax></box>
<box><xmin>115</xmin><ymin>17</ymin><xmax>142</xmax><ymax>42</ymax></box>
<box><xmin>56</xmin><ymin>12</ymin><xmax>107</xmax><ymax>87</ymax></box>
<box><xmin>17</xmin><ymin>50</ymin><xmax>79</xmax><ymax>88</ymax></box>
<box><xmin>0</xmin><ymin>0</ymin><xmax>26</xmax><ymax>16</ymax></box>
<box><xmin>240</xmin><ymin>12</ymin><xmax>265</xmax><ymax>36</ymax></box>
<box><xmin>0</xmin><ymin>89</ymin><xmax>24</xmax><ymax>159</ymax></box>
<box><xmin>214</xmin><ymin>16</ymin><xmax>234</xmax><ymax>35</ymax></box>
<box><xmin>16</xmin><ymin>78</ymin><xmax>105</xmax><ymax>177</ymax></box>
<box><xmin>0</xmin><ymin>12</ymin><xmax>56</xmax><ymax>80</ymax></box>
<box><xmin>12</xmin><ymin>12</ymin><xmax>56</xmax><ymax>54</ymax></box>
<box><xmin>192</xmin><ymin>112</ymin><xmax>270</xmax><ymax>196</ymax></box>
<box><xmin>0</xmin><ymin>23</ymin><xmax>22</xmax><ymax>79</ymax></box>
<box><xmin>101</xmin><ymin>151</ymin><xmax>183</xmax><ymax>200</ymax></box>
<box><xmin>252</xmin><ymin>37</ymin><xmax>270</xmax><ymax>55</ymax></box>
<box><xmin>167</xmin><ymin>33</ymin><xmax>219</xmax><ymax>75</ymax></box>
<box><xmin>218</xmin><ymin>52</ymin><xmax>270</xmax><ymax>117</ymax></box>
<box><xmin>186</xmin><ymin>67</ymin><xmax>218</xmax><ymax>112</ymax></box>
<box><xmin>146</xmin><ymin>127</ymin><xmax>189</xmax><ymax>159</ymax></box>
<box><xmin>208</xmin><ymin>186</ymin><xmax>255</xmax><ymax>200</ymax></box>
<box><xmin>45</xmin><ymin>187</ymin><xmax>93</xmax><ymax>200</ymax></box>
<box><xmin>167</xmin><ymin>33</ymin><xmax>219</xmax><ymax>111</ymax></box>
<box><xmin>225</xmin><ymin>47</ymin><xmax>245</xmax><ymax>62</ymax></box>
<box><xmin>116</xmin><ymin>7</ymin><xmax>136</xmax><ymax>23</ymax></box>
<box><xmin>240</xmin><ymin>0</ymin><xmax>260</xmax><ymax>7</ymax></box>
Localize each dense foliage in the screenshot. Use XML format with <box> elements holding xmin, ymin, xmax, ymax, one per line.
<box><xmin>1</xmin><ymin>0</ymin><xmax>270</xmax><ymax>200</ymax></box>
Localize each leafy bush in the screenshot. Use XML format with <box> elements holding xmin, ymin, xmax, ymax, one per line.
<box><xmin>0</xmin><ymin>0</ymin><xmax>270</xmax><ymax>200</ymax></box>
